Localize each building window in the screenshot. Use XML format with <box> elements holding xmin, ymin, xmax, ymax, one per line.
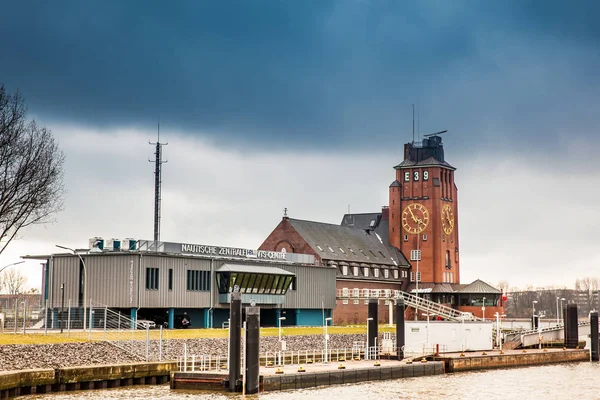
<box><xmin>410</xmin><ymin>272</ymin><xmax>415</xmax><ymax>281</ymax></box>
<box><xmin>353</xmin><ymin>288</ymin><xmax>359</xmax><ymax>297</ymax></box>
<box><xmin>342</xmin><ymin>265</ymin><xmax>348</xmax><ymax>275</ymax></box>
<box><xmin>410</xmin><ymin>250</ymin><xmax>421</xmax><ymax>261</ymax></box>
<box><xmin>446</xmin><ymin>250</ymin><xmax>451</xmax><ymax>269</ymax></box>
<box><xmin>383</xmin><ymin>269</ymin><xmax>389</xmax><ymax>278</ymax></box>
<box><xmin>168</xmin><ymin>268</ymin><xmax>173</xmax><ymax>291</ymax></box>
<box><xmin>146</xmin><ymin>267</ymin><xmax>159</xmax><ymax>290</ymax></box>
<box><xmin>342</xmin><ymin>287</ymin><xmax>349</xmax><ymax>297</ymax></box>
<box><xmin>353</xmin><ymin>266</ymin><xmax>359</xmax><ymax>276</ymax></box>
<box><xmin>342</xmin><ymin>299</ymin><xmax>348</xmax><ymax>304</ymax></box>
<box><xmin>362</xmin><ymin>288</ymin><xmax>369</xmax><ymax>297</ymax></box>
<box><xmin>374</xmin><ymin>268</ymin><xmax>380</xmax><ymax>278</ymax></box>
<box><xmin>291</xmin><ymin>276</ymin><xmax>297</xmax><ymax>290</ymax></box>
<box><xmin>186</xmin><ymin>270</ymin><xmax>210</xmax><ymax>291</ymax></box>
<box><xmin>384</xmin><ymin>289</ymin><xmax>391</xmax><ymax>297</ymax></box>
<box><xmin>393</xmin><ymin>270</ymin><xmax>399</xmax><ymax>279</ymax></box>
<box><xmin>317</xmin><ymin>245</ymin><xmax>323</xmax><ymax>251</ymax></box>
<box><xmin>372</xmin><ymin>289</ymin><xmax>380</xmax><ymax>297</ymax></box>
<box><xmin>403</xmin><ymin>271</ymin><xmax>408</xmax><ymax>278</ymax></box>
<box><xmin>364</xmin><ymin>299</ymin><xmax>369</xmax><ymax>305</ymax></box>
<box><xmin>423</xmin><ymin>234</ymin><xmax>428</xmax><ymax>241</ymax></box>
<box><xmin>404</xmin><ymin>235</ymin><xmax>408</xmax><ymax>242</ymax></box>
<box><xmin>363</xmin><ymin>267</ymin><xmax>369</xmax><ymax>277</ymax></box>
<box><xmin>339</xmin><ymin>247</ymin><xmax>346</xmax><ymax>254</ymax></box>
<box><xmin>353</xmin><ymin>299</ymin><xmax>359</xmax><ymax>305</ymax></box>
<box><xmin>384</xmin><ymin>300</ymin><xmax>390</xmax><ymax>305</ymax></box>
<box><xmin>328</xmin><ymin>246</ymin><xmax>335</xmax><ymax>253</ymax></box>
<box><xmin>417</xmin><ymin>272</ymin><xmax>421</xmax><ymax>281</ymax></box>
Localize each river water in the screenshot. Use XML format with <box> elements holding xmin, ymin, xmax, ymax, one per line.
<box><xmin>18</xmin><ymin>362</ymin><xmax>600</xmax><ymax>400</ymax></box>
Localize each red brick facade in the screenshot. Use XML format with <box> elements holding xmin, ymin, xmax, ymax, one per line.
<box><xmin>389</xmin><ymin>165</ymin><xmax>460</xmax><ymax>286</ymax></box>
<box><xmin>333</xmin><ymin>280</ymin><xmax>401</xmax><ymax>325</ymax></box>
<box><xmin>259</xmin><ymin>218</ymin><xmax>322</xmax><ymax>265</ymax></box>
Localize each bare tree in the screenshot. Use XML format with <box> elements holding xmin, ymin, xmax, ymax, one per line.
<box><xmin>496</xmin><ymin>280</ymin><xmax>509</xmax><ymax>293</ymax></box>
<box><xmin>0</xmin><ymin>84</ymin><xmax>65</xmax><ymax>255</ymax></box>
<box><xmin>2</xmin><ymin>268</ymin><xmax>27</xmax><ymax>294</ymax></box>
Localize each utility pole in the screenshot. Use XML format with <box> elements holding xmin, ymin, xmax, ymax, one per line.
<box><xmin>149</xmin><ymin>121</ymin><xmax>168</xmax><ymax>245</ymax></box>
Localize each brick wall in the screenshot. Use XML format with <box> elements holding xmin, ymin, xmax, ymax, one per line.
<box><xmin>333</xmin><ymin>280</ymin><xmax>402</xmax><ymax>325</ymax></box>
<box><xmin>258</xmin><ymin>217</ymin><xmax>322</xmax><ymax>264</ymax></box>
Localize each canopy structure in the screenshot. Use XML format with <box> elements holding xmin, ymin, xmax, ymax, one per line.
<box><xmin>216</xmin><ymin>264</ymin><xmax>295</xmax><ymax>296</ymax></box>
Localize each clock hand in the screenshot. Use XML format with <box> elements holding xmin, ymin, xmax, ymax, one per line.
<box><xmin>408</xmin><ymin>208</ymin><xmax>418</xmax><ymax>222</ymax></box>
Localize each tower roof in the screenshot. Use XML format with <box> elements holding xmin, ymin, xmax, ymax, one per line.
<box><xmin>398</xmin><ymin>135</ymin><xmax>455</xmax><ymax>170</ymax></box>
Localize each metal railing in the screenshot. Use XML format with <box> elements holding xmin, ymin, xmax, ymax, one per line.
<box><xmin>177</xmin><ymin>345</ymin><xmax>390</xmax><ymax>372</ymax></box>
<box><xmin>336</xmin><ymin>289</ymin><xmax>483</xmax><ymax>322</ymax></box>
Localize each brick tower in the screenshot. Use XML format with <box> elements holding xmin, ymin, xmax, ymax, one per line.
<box><xmin>388</xmin><ymin>134</ymin><xmax>459</xmax><ymax>287</ymax></box>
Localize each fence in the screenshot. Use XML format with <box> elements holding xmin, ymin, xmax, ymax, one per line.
<box><xmin>177</xmin><ymin>344</ymin><xmax>388</xmax><ymax>373</ymax></box>
<box><xmin>1</xmin><ymin>299</ymin><xmax>173</xmax><ymax>362</ymax></box>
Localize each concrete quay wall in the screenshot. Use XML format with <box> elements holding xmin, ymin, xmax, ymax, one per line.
<box><xmin>444</xmin><ymin>349</ymin><xmax>589</xmax><ymax>373</ymax></box>
<box><xmin>262</xmin><ymin>362</ymin><xmax>444</xmax><ymax>392</ymax></box>
<box><xmin>0</xmin><ymin>361</ymin><xmax>176</xmax><ymax>399</ymax></box>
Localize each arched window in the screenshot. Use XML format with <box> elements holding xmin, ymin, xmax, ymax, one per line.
<box><xmin>446</xmin><ymin>250</ymin><xmax>451</xmax><ymax>269</ymax></box>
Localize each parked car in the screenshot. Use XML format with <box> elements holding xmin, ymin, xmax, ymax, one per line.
<box><xmin>137</xmin><ymin>319</ymin><xmax>156</xmax><ymax>329</ymax></box>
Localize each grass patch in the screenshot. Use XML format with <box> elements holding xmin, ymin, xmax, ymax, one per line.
<box><xmin>0</xmin><ymin>324</ymin><xmax>396</xmax><ymax>345</ymax></box>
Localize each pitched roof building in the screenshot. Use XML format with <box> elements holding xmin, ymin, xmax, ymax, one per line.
<box><xmin>260</xmin><ymin>134</ymin><xmax>504</xmax><ymax>323</ymax></box>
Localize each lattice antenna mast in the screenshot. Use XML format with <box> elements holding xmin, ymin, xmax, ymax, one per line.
<box><xmin>149</xmin><ymin>121</ymin><xmax>168</xmax><ymax>243</ymax></box>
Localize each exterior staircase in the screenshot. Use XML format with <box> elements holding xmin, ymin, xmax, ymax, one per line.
<box><xmin>336</xmin><ymin>289</ymin><xmax>483</xmax><ymax>322</ymax></box>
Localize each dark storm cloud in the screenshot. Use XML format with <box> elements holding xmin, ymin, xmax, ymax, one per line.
<box><xmin>1</xmin><ymin>0</ymin><xmax>599</xmax><ymax>151</ymax></box>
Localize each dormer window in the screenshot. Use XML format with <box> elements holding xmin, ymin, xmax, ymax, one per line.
<box><xmin>374</xmin><ymin>268</ymin><xmax>380</xmax><ymax>278</ymax></box>
<box><xmin>339</xmin><ymin>247</ymin><xmax>346</xmax><ymax>254</ymax></box>
<box><xmin>393</xmin><ymin>270</ymin><xmax>399</xmax><ymax>279</ymax></box>
<box><xmin>317</xmin><ymin>245</ymin><xmax>323</xmax><ymax>251</ymax></box>
<box><xmin>363</xmin><ymin>267</ymin><xmax>369</xmax><ymax>277</ymax></box>
<box><xmin>353</xmin><ymin>266</ymin><xmax>359</xmax><ymax>276</ymax></box>
<box><xmin>383</xmin><ymin>269</ymin><xmax>389</xmax><ymax>278</ymax></box>
<box><xmin>328</xmin><ymin>246</ymin><xmax>335</xmax><ymax>253</ymax></box>
<box><xmin>342</xmin><ymin>265</ymin><xmax>348</xmax><ymax>275</ymax></box>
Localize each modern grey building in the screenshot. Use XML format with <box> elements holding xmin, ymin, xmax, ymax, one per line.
<box><xmin>26</xmin><ymin>239</ymin><xmax>337</xmax><ymax>328</ymax></box>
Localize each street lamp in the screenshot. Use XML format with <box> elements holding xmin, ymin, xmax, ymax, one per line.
<box><xmin>560</xmin><ymin>298</ymin><xmax>566</xmax><ymax>321</ymax></box>
<box><xmin>555</xmin><ymin>297</ymin><xmax>566</xmax><ymax>326</ymax></box>
<box><xmin>56</xmin><ymin>245</ymin><xmax>87</xmax><ymax>332</ymax></box>
<box><xmin>22</xmin><ymin>299</ymin><xmax>27</xmax><ymax>334</ymax></box>
<box><xmin>0</xmin><ymin>260</ymin><xmax>25</xmax><ymax>275</ymax></box>
<box><xmin>366</xmin><ymin>317</ymin><xmax>373</xmax><ymax>360</ymax></box>
<box><xmin>278</xmin><ymin>317</ymin><xmax>286</xmax><ymax>342</ymax></box>
<box><xmin>482</xmin><ymin>297</ymin><xmax>486</xmax><ymax>321</ymax></box>
<box><xmin>324</xmin><ymin>317</ymin><xmax>333</xmax><ymax>363</ymax></box>
<box><xmin>422</xmin><ymin>313</ymin><xmax>434</xmax><ymax>350</ymax></box>
<box><xmin>494</xmin><ymin>312</ymin><xmax>506</xmax><ymax>348</ymax></box>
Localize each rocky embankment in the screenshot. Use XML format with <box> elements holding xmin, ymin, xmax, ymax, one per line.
<box><xmin>0</xmin><ymin>334</ymin><xmax>377</xmax><ymax>371</ymax></box>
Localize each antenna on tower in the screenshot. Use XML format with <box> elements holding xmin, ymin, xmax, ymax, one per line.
<box><xmin>417</xmin><ymin>99</ymin><xmax>420</xmax><ymax>141</ymax></box>
<box><xmin>149</xmin><ymin>119</ymin><xmax>168</xmax><ymax>244</ymax></box>
<box><xmin>412</xmin><ymin>104</ymin><xmax>415</xmax><ymax>143</ymax></box>
<box><xmin>423</xmin><ymin>130</ymin><xmax>448</xmax><ymax>138</ymax></box>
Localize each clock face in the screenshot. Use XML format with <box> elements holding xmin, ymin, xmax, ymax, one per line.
<box><xmin>402</xmin><ymin>203</ymin><xmax>429</xmax><ymax>234</ymax></box>
<box><xmin>442</xmin><ymin>204</ymin><xmax>455</xmax><ymax>235</ymax></box>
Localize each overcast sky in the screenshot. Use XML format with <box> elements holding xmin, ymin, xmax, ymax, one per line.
<box><xmin>1</xmin><ymin>1</ymin><xmax>599</xmax><ymax>292</ymax></box>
